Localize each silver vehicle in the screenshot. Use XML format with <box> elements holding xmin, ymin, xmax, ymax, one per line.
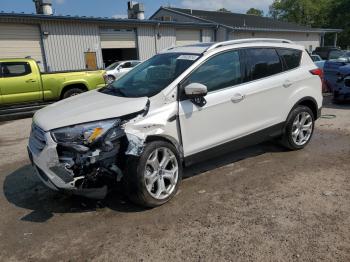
<box><xmin>105</xmin><ymin>60</ymin><xmax>141</xmax><ymax>83</ymax></box>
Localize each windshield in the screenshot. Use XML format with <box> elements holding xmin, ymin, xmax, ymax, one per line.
<box><xmin>100</xmin><ymin>53</ymin><xmax>200</xmax><ymax>98</ymax></box>
<box><xmin>106</xmin><ymin>62</ymin><xmax>121</xmax><ymax>70</ymax></box>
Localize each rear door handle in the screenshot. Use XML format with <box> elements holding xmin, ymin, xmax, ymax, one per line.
<box><xmin>283</xmin><ymin>80</ymin><xmax>293</xmax><ymax>88</ymax></box>
<box><xmin>26</xmin><ymin>79</ymin><xmax>36</xmax><ymax>83</ymax></box>
<box><xmin>231</xmin><ymin>93</ymin><xmax>245</xmax><ymax>103</ymax></box>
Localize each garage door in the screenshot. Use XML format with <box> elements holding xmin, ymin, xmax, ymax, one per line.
<box><xmin>176</xmin><ymin>29</ymin><xmax>201</xmax><ymax>46</ymax></box>
<box><xmin>0</xmin><ymin>23</ymin><xmax>44</xmax><ymax>70</ymax></box>
<box><xmin>100</xmin><ymin>28</ymin><xmax>136</xmax><ymax>49</ymax></box>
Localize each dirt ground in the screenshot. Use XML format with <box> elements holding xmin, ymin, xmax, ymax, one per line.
<box><xmin>0</xmin><ymin>96</ymin><xmax>349</xmax><ymax>262</ymax></box>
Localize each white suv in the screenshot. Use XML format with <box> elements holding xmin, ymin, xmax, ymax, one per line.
<box><xmin>28</xmin><ymin>39</ymin><xmax>323</xmax><ymax>207</ymax></box>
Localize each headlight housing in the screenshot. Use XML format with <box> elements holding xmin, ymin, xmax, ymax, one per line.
<box><xmin>51</xmin><ymin>119</ymin><xmax>121</xmax><ymax>145</ymax></box>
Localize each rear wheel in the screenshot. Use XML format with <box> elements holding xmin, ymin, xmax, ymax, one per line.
<box><xmin>124</xmin><ymin>141</ymin><xmax>182</xmax><ymax>207</ymax></box>
<box><xmin>62</xmin><ymin>88</ymin><xmax>84</xmax><ymax>99</ymax></box>
<box><xmin>281</xmin><ymin>106</ymin><xmax>315</xmax><ymax>150</ymax></box>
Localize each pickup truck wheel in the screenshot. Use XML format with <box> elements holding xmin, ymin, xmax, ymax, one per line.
<box><xmin>281</xmin><ymin>106</ymin><xmax>315</xmax><ymax>150</ymax></box>
<box><xmin>62</xmin><ymin>88</ymin><xmax>84</xmax><ymax>99</ymax></box>
<box><xmin>124</xmin><ymin>141</ymin><xmax>182</xmax><ymax>208</ymax></box>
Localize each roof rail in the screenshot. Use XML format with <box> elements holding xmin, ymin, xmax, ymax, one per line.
<box><xmin>206</xmin><ymin>38</ymin><xmax>294</xmax><ymax>52</ymax></box>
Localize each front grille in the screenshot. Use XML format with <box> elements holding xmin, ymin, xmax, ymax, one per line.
<box><xmin>29</xmin><ymin>124</ymin><xmax>47</xmax><ymax>154</ymax></box>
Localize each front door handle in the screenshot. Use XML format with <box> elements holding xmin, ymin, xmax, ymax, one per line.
<box><xmin>26</xmin><ymin>79</ymin><xmax>36</xmax><ymax>83</ymax></box>
<box><xmin>231</xmin><ymin>93</ymin><xmax>245</xmax><ymax>103</ymax></box>
<box><xmin>283</xmin><ymin>80</ymin><xmax>293</xmax><ymax>88</ymax></box>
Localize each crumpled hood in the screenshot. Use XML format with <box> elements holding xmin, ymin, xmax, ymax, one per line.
<box><xmin>34</xmin><ymin>90</ymin><xmax>148</xmax><ymax>131</ymax></box>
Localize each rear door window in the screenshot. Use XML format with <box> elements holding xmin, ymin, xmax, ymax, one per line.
<box><xmin>242</xmin><ymin>48</ymin><xmax>283</xmax><ymax>82</ymax></box>
<box><xmin>277</xmin><ymin>48</ymin><xmax>302</xmax><ymax>70</ymax></box>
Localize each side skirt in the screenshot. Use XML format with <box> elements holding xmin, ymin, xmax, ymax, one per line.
<box><xmin>184</xmin><ymin>122</ymin><xmax>285</xmax><ymax>167</ymax></box>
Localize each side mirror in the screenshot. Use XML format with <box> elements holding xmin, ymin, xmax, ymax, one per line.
<box><xmin>184</xmin><ymin>83</ymin><xmax>208</xmax><ymax>99</ymax></box>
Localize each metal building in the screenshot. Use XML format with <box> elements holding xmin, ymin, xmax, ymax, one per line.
<box><xmin>0</xmin><ymin>3</ymin><xmax>342</xmax><ymax>73</ymax></box>
<box><xmin>0</xmin><ymin>12</ymin><xmax>215</xmax><ymax>72</ymax></box>
<box><xmin>150</xmin><ymin>7</ymin><xmax>342</xmax><ymax>53</ymax></box>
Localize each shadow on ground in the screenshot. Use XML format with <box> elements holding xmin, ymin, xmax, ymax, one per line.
<box><xmin>3</xmin><ymin>141</ymin><xmax>286</xmax><ymax>223</ymax></box>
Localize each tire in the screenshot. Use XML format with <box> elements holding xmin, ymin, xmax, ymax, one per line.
<box><xmin>62</xmin><ymin>88</ymin><xmax>84</xmax><ymax>99</ymax></box>
<box><xmin>107</xmin><ymin>75</ymin><xmax>115</xmax><ymax>84</ymax></box>
<box><xmin>124</xmin><ymin>141</ymin><xmax>182</xmax><ymax>207</ymax></box>
<box><xmin>281</xmin><ymin>105</ymin><xmax>315</xmax><ymax>150</ymax></box>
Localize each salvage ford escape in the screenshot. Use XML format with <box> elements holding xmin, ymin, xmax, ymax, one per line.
<box><xmin>28</xmin><ymin>39</ymin><xmax>323</xmax><ymax>207</ymax></box>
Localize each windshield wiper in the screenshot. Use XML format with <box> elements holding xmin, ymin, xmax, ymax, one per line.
<box><xmin>100</xmin><ymin>85</ymin><xmax>126</xmax><ymax>97</ymax></box>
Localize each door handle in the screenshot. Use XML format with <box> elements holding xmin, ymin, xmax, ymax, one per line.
<box><xmin>26</xmin><ymin>79</ymin><xmax>36</xmax><ymax>83</ymax></box>
<box><xmin>231</xmin><ymin>93</ymin><xmax>245</xmax><ymax>103</ymax></box>
<box><xmin>283</xmin><ymin>80</ymin><xmax>293</xmax><ymax>88</ymax></box>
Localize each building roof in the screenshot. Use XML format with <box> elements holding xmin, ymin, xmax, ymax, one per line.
<box><xmin>151</xmin><ymin>7</ymin><xmax>342</xmax><ymax>33</ymax></box>
<box><xmin>0</xmin><ymin>11</ymin><xmax>216</xmax><ymax>28</ymax></box>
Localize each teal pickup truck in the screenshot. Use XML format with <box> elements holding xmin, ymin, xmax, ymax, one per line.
<box><xmin>0</xmin><ymin>58</ymin><xmax>106</xmax><ymax>116</ymax></box>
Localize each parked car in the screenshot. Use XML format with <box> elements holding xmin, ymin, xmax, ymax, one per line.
<box><xmin>28</xmin><ymin>39</ymin><xmax>322</xmax><ymax>207</ymax></box>
<box><xmin>324</xmin><ymin>57</ymin><xmax>350</xmax><ymax>90</ymax></box>
<box><xmin>0</xmin><ymin>58</ymin><xmax>106</xmax><ymax>113</ymax></box>
<box><xmin>311</xmin><ymin>54</ymin><xmax>322</xmax><ymax>62</ymax></box>
<box><xmin>105</xmin><ymin>60</ymin><xmax>141</xmax><ymax>83</ymax></box>
<box><xmin>323</xmin><ymin>57</ymin><xmax>350</xmax><ymax>102</ymax></box>
<box><xmin>313</xmin><ymin>46</ymin><xmax>344</xmax><ymax>60</ymax></box>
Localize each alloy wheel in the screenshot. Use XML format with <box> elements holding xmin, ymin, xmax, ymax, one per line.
<box><xmin>291</xmin><ymin>112</ymin><xmax>313</xmax><ymax>146</ymax></box>
<box><xmin>144</xmin><ymin>147</ymin><xmax>179</xmax><ymax>200</ymax></box>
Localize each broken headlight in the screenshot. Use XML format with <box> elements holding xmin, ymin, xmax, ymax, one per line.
<box><xmin>51</xmin><ymin>119</ymin><xmax>121</xmax><ymax>145</ymax></box>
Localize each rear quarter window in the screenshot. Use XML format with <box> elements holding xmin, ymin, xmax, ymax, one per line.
<box><xmin>277</xmin><ymin>48</ymin><xmax>302</xmax><ymax>71</ymax></box>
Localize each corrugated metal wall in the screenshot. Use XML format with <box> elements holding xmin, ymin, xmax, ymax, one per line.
<box><xmin>202</xmin><ymin>29</ymin><xmax>214</xmax><ymax>42</ymax></box>
<box><xmin>40</xmin><ymin>21</ymin><xmax>103</xmax><ymax>72</ymax></box>
<box><xmin>0</xmin><ymin>16</ymin><xmax>215</xmax><ymax>71</ymax></box>
<box><xmin>155</xmin><ymin>26</ymin><xmax>176</xmax><ymax>52</ymax></box>
<box><xmin>136</xmin><ymin>25</ymin><xmax>156</xmax><ymax>61</ymax></box>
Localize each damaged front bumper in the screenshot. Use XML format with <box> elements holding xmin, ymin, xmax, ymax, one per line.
<box><xmin>28</xmin><ymin>126</ymin><xmax>118</xmax><ymax>199</ymax></box>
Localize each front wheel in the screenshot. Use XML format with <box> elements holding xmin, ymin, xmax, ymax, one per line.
<box><xmin>124</xmin><ymin>141</ymin><xmax>182</xmax><ymax>207</ymax></box>
<box><xmin>281</xmin><ymin>106</ymin><xmax>315</xmax><ymax>150</ymax></box>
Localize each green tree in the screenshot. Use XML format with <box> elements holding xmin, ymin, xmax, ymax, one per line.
<box><xmin>268</xmin><ymin>0</ymin><xmax>349</xmax><ymax>48</ymax></box>
<box><xmin>269</xmin><ymin>0</ymin><xmax>330</xmax><ymax>27</ymax></box>
<box><xmin>246</xmin><ymin>8</ymin><xmax>264</xmax><ymax>16</ymax></box>
<box><xmin>327</xmin><ymin>0</ymin><xmax>350</xmax><ymax>48</ymax></box>
<box><xmin>217</xmin><ymin>8</ymin><xmax>231</xmax><ymax>13</ymax></box>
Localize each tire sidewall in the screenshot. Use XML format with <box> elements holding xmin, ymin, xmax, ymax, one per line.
<box><xmin>126</xmin><ymin>141</ymin><xmax>183</xmax><ymax>207</ymax></box>
<box><xmin>285</xmin><ymin>106</ymin><xmax>315</xmax><ymax>149</ymax></box>
<box><xmin>63</xmin><ymin>88</ymin><xmax>84</xmax><ymax>99</ymax></box>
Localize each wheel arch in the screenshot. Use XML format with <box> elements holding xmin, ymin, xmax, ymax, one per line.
<box><xmin>60</xmin><ymin>83</ymin><xmax>88</xmax><ymax>99</ymax></box>
<box><xmin>145</xmin><ymin>135</ymin><xmax>184</xmax><ymax>162</ymax></box>
<box><xmin>291</xmin><ymin>96</ymin><xmax>320</xmax><ymax>120</ymax></box>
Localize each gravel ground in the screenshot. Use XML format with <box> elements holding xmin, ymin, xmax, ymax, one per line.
<box><xmin>0</xmin><ymin>97</ymin><xmax>349</xmax><ymax>261</ymax></box>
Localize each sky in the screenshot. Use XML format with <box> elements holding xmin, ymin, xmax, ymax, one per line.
<box><xmin>0</xmin><ymin>0</ymin><xmax>274</xmax><ymax>18</ymax></box>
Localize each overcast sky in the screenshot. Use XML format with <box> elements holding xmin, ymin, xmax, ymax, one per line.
<box><xmin>0</xmin><ymin>0</ymin><xmax>274</xmax><ymax>18</ymax></box>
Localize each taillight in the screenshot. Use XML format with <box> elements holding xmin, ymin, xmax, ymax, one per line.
<box><xmin>310</xmin><ymin>68</ymin><xmax>323</xmax><ymax>80</ymax></box>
